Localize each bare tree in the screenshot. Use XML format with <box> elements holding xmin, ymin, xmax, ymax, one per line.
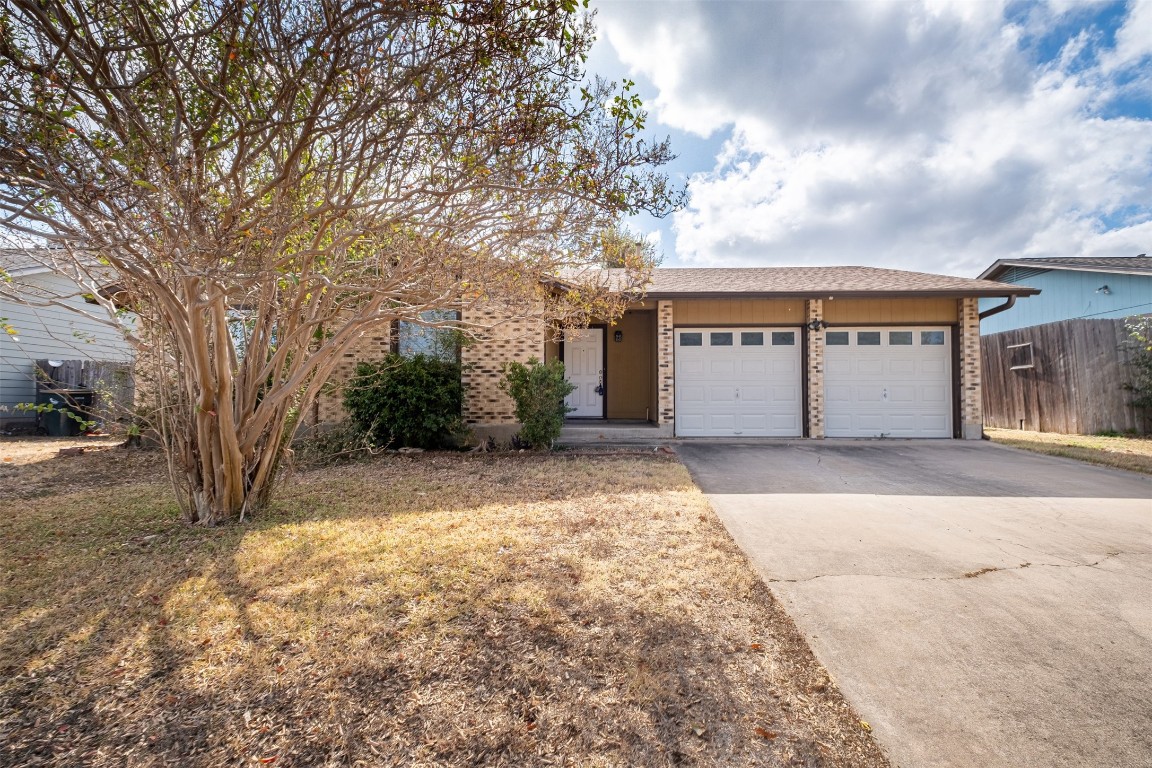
<box><xmin>0</xmin><ymin>0</ymin><xmax>681</xmax><ymax>524</ymax></box>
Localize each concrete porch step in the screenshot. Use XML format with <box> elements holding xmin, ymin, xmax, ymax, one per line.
<box><xmin>558</xmin><ymin>420</ymin><xmax>674</xmax><ymax>445</ymax></box>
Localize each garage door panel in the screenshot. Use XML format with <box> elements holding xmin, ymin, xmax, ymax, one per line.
<box><xmin>740</xmin><ymin>386</ymin><xmax>769</xmax><ymax>403</ymax></box>
<box><xmin>680</xmin><ymin>385</ymin><xmax>705</xmax><ymax>403</ymax></box>
<box><xmin>825</xmin><ymin>326</ymin><xmax>952</xmax><ymax>438</ymax></box>
<box><xmin>741</xmin><ymin>358</ymin><xmax>768</xmax><ymax>375</ymax></box>
<box><xmin>889</xmin><ymin>358</ymin><xmax>915</xmax><ymax>375</ymax></box>
<box><xmin>710</xmin><ymin>359</ymin><xmax>737</xmax><ymax>375</ymax></box>
<box><xmin>827</xmin><ymin>385</ymin><xmax>851</xmax><ymax>402</ymax></box>
<box><xmin>889</xmin><ymin>385</ymin><xmax>916</xmax><ymax>402</ymax></box>
<box><xmin>773</xmin><ymin>386</ymin><xmax>798</xmax><ymax>402</ymax></box>
<box><xmin>678</xmin><ymin>414</ymin><xmax>705</xmax><ymax>431</ymax></box>
<box><xmin>770</xmin><ymin>414</ymin><xmax>801</xmax><ymax>430</ymax></box>
<box><xmin>709</xmin><ymin>387</ymin><xmax>737</xmax><ymax>403</ymax></box>
<box><xmin>921</xmin><ymin>385</ymin><xmax>947</xmax><ymax>402</ymax></box>
<box><xmin>709</xmin><ymin>414</ymin><xmax>736</xmax><ymax>430</ymax></box>
<box><xmin>679</xmin><ymin>358</ymin><xmax>705</xmax><ymax>376</ymax></box>
<box><xmin>827</xmin><ymin>357</ymin><xmax>851</xmax><ymax>375</ymax></box>
<box><xmin>676</xmin><ymin>326</ymin><xmax>802</xmax><ymax>437</ymax></box>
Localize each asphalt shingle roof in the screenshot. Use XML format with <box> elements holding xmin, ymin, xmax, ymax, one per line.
<box><xmin>602</xmin><ymin>266</ymin><xmax>1035</xmax><ymax>298</ymax></box>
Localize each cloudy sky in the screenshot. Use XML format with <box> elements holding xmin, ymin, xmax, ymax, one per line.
<box><xmin>587</xmin><ymin>0</ymin><xmax>1152</xmax><ymax>277</ymax></box>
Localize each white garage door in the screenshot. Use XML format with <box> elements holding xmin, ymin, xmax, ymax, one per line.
<box><xmin>676</xmin><ymin>327</ymin><xmax>802</xmax><ymax>437</ymax></box>
<box><xmin>824</xmin><ymin>327</ymin><xmax>952</xmax><ymax>438</ymax></box>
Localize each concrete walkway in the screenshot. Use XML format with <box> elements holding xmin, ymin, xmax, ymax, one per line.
<box><xmin>677</xmin><ymin>441</ymin><xmax>1152</xmax><ymax>768</ymax></box>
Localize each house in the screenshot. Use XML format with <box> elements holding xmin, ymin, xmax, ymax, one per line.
<box><xmin>451</xmin><ymin>266</ymin><xmax>1037</xmax><ymax>441</ymax></box>
<box><xmin>0</xmin><ymin>251</ymin><xmax>136</xmax><ymax>430</ymax></box>
<box><xmin>975</xmin><ymin>256</ymin><xmax>1151</xmax><ymax>435</ymax></box>
<box><xmin>976</xmin><ymin>256</ymin><xmax>1152</xmax><ymax>334</ymax></box>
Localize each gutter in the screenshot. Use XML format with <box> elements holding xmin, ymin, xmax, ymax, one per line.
<box><xmin>978</xmin><ymin>295</ymin><xmax>1016</xmax><ymax>320</ymax></box>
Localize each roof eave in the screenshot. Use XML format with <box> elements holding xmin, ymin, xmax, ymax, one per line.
<box><xmin>639</xmin><ymin>288</ymin><xmax>1041</xmax><ymax>300</ymax></box>
<box><xmin>979</xmin><ymin>260</ymin><xmax>1152</xmax><ymax>280</ymax></box>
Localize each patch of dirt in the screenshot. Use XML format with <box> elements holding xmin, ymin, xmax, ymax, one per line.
<box><xmin>0</xmin><ymin>436</ymin><xmax>167</xmax><ymax>500</ymax></box>
<box><xmin>0</xmin><ymin>444</ymin><xmax>890</xmax><ymax>767</ymax></box>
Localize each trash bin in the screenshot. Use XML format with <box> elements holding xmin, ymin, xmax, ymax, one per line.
<box><xmin>35</xmin><ymin>388</ymin><xmax>95</xmax><ymax>436</ymax></box>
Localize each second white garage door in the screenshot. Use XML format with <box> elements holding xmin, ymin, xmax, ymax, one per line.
<box><xmin>824</xmin><ymin>327</ymin><xmax>952</xmax><ymax>438</ymax></box>
<box><xmin>676</xmin><ymin>327</ymin><xmax>802</xmax><ymax>437</ymax></box>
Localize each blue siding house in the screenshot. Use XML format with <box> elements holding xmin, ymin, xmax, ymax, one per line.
<box><xmin>977</xmin><ymin>256</ymin><xmax>1152</xmax><ymax>334</ymax></box>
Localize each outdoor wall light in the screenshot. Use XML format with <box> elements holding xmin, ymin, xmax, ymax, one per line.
<box><xmin>1096</xmin><ymin>285</ymin><xmax>1111</xmax><ymax>295</ymax></box>
<box><xmin>614</xmin><ymin>330</ymin><xmax>623</xmax><ymax>342</ymax></box>
<box><xmin>805</xmin><ymin>319</ymin><xmax>830</xmax><ymax>331</ymax></box>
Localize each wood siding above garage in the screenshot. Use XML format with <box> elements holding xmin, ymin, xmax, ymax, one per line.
<box><xmin>823</xmin><ymin>298</ymin><xmax>958</xmax><ymax>325</ymax></box>
<box><xmin>674</xmin><ymin>298</ymin><xmax>804</xmax><ymax>325</ymax></box>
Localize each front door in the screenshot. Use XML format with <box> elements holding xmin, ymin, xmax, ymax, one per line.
<box><xmin>564</xmin><ymin>328</ymin><xmax>604</xmax><ymax>418</ymax></box>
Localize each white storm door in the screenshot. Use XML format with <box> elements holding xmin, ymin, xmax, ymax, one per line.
<box><xmin>564</xmin><ymin>328</ymin><xmax>604</xmax><ymax>418</ymax></box>
<box><xmin>824</xmin><ymin>327</ymin><xmax>952</xmax><ymax>438</ymax></box>
<box><xmin>675</xmin><ymin>328</ymin><xmax>802</xmax><ymax>437</ymax></box>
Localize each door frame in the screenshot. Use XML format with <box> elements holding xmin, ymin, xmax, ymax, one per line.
<box><xmin>559</xmin><ymin>324</ymin><xmax>608</xmax><ymax>419</ymax></box>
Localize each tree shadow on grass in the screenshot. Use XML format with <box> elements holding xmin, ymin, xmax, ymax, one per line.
<box><xmin>0</xmin><ymin>454</ymin><xmax>886</xmax><ymax>767</ymax></box>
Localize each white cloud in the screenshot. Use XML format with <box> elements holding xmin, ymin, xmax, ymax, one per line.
<box><xmin>595</xmin><ymin>0</ymin><xmax>1152</xmax><ymax>275</ymax></box>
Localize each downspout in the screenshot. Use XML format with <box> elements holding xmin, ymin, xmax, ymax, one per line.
<box><xmin>978</xmin><ymin>295</ymin><xmax>1016</xmax><ymax>320</ymax></box>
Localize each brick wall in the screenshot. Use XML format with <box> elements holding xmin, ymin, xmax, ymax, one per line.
<box><xmin>657</xmin><ymin>300</ymin><xmax>675</xmax><ymax>425</ymax></box>
<box><xmin>314</xmin><ymin>323</ymin><xmax>394</xmax><ymax>424</ymax></box>
<box><xmin>958</xmin><ymin>297</ymin><xmax>983</xmax><ymax>439</ymax></box>
<box><xmin>461</xmin><ymin>306</ymin><xmax>546</xmax><ymax>426</ymax></box>
<box><xmin>805</xmin><ymin>299</ymin><xmax>825</xmax><ymax>438</ymax></box>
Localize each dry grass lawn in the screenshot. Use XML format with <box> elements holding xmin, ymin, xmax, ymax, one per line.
<box><xmin>1</xmin><ymin>439</ymin><xmax>888</xmax><ymax>767</ymax></box>
<box><xmin>985</xmin><ymin>428</ymin><xmax>1152</xmax><ymax>474</ymax></box>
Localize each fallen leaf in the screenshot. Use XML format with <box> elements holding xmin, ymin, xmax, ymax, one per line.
<box><xmin>860</xmin><ymin>720</ymin><xmax>871</xmax><ymax>731</ymax></box>
<box><xmin>753</xmin><ymin>726</ymin><xmax>778</xmax><ymax>740</ymax></box>
<box><xmin>749</xmin><ymin>642</ymin><xmax>763</xmax><ymax>652</ymax></box>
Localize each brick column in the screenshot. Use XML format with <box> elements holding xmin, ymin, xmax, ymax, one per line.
<box><xmin>657</xmin><ymin>300</ymin><xmax>675</xmax><ymax>427</ymax></box>
<box><xmin>806</xmin><ymin>299</ymin><xmax>825</xmax><ymax>438</ymax></box>
<box><xmin>958</xmin><ymin>297</ymin><xmax>983</xmax><ymax>439</ymax></box>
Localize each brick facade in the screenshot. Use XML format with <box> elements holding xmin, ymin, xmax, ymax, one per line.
<box><xmin>805</xmin><ymin>299</ymin><xmax>825</xmax><ymax>438</ymax></box>
<box><xmin>656</xmin><ymin>300</ymin><xmax>675</xmax><ymax>425</ymax></box>
<box><xmin>958</xmin><ymin>296</ymin><xmax>983</xmax><ymax>439</ymax></box>
<box><xmin>314</xmin><ymin>323</ymin><xmax>394</xmax><ymax>424</ymax></box>
<box><xmin>461</xmin><ymin>306</ymin><xmax>546</xmax><ymax>426</ymax></box>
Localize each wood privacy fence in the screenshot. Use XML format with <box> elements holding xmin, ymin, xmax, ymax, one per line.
<box><xmin>34</xmin><ymin>359</ymin><xmax>134</xmax><ymax>420</ymax></box>
<box><xmin>981</xmin><ymin>318</ymin><xmax>1148</xmax><ymax>435</ymax></box>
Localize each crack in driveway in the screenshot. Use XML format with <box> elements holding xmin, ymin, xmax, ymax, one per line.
<box><xmin>765</xmin><ymin>551</ymin><xmax>1150</xmax><ymax>584</ymax></box>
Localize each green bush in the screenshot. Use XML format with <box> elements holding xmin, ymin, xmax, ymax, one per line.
<box><xmin>499</xmin><ymin>358</ymin><xmax>575</xmax><ymax>449</ymax></box>
<box><xmin>343</xmin><ymin>354</ymin><xmax>464</xmax><ymax>448</ymax></box>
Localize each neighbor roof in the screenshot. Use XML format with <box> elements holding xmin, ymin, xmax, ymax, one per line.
<box><xmin>978</xmin><ymin>256</ymin><xmax>1152</xmax><ymax>281</ymax></box>
<box><xmin>601</xmin><ymin>266</ymin><xmax>1038</xmax><ymax>299</ymax></box>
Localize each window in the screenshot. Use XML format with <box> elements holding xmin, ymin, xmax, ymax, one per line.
<box><xmin>826</xmin><ymin>331</ymin><xmax>849</xmax><ymax>345</ymax></box>
<box><xmin>857</xmin><ymin>331</ymin><xmax>881</xmax><ymax>346</ymax></box>
<box><xmin>921</xmin><ymin>331</ymin><xmax>946</xmax><ymax>346</ymax></box>
<box><xmin>889</xmin><ymin>331</ymin><xmax>913</xmax><ymax>345</ymax></box>
<box><xmin>740</xmin><ymin>331</ymin><xmax>764</xmax><ymax>346</ymax></box>
<box><xmin>710</xmin><ymin>332</ymin><xmax>733</xmax><ymax>346</ymax></box>
<box><xmin>398</xmin><ymin>309</ymin><xmax>460</xmax><ymax>361</ymax></box>
<box><xmin>771</xmin><ymin>331</ymin><xmax>796</xmax><ymax>346</ymax></box>
<box><xmin>679</xmin><ymin>332</ymin><xmax>703</xmax><ymax>347</ymax></box>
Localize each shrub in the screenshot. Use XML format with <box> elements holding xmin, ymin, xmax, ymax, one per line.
<box><xmin>499</xmin><ymin>358</ymin><xmax>575</xmax><ymax>449</ymax></box>
<box><xmin>343</xmin><ymin>354</ymin><xmax>464</xmax><ymax>448</ymax></box>
<box><xmin>1123</xmin><ymin>316</ymin><xmax>1152</xmax><ymax>430</ymax></box>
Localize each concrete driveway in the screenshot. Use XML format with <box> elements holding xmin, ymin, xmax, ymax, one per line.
<box><xmin>677</xmin><ymin>441</ymin><xmax>1152</xmax><ymax>768</ymax></box>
